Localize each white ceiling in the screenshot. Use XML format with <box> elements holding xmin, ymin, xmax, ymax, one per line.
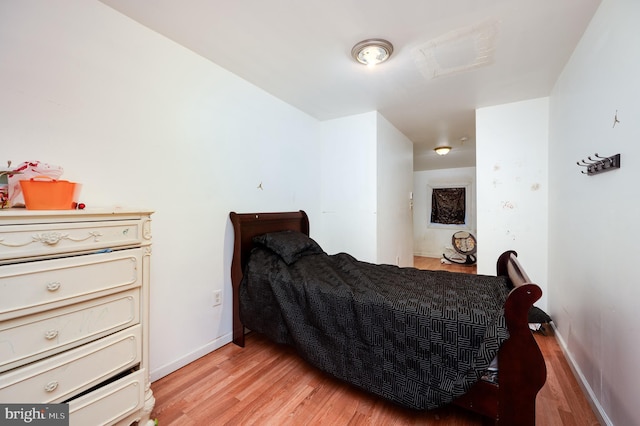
<box><xmin>99</xmin><ymin>0</ymin><xmax>601</xmax><ymax>171</ymax></box>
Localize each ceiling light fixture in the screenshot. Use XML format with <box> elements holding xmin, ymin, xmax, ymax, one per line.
<box><xmin>434</xmin><ymin>146</ymin><xmax>452</xmax><ymax>156</ymax></box>
<box><xmin>351</xmin><ymin>39</ymin><xmax>394</xmax><ymax>66</ymax></box>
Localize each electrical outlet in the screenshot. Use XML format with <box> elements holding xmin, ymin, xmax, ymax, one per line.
<box><xmin>213</xmin><ymin>290</ymin><xmax>222</xmax><ymax>307</ymax></box>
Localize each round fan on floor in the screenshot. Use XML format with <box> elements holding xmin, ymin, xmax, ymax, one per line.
<box><xmin>441</xmin><ymin>231</ymin><xmax>477</xmax><ymax>265</ymax></box>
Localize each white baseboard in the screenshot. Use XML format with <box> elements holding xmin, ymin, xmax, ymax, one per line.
<box><xmin>551</xmin><ymin>324</ymin><xmax>612</xmax><ymax>426</ymax></box>
<box><xmin>413</xmin><ymin>251</ymin><xmax>443</xmax><ymax>258</ymax></box>
<box><xmin>150</xmin><ymin>332</ymin><xmax>233</xmax><ymax>382</ymax></box>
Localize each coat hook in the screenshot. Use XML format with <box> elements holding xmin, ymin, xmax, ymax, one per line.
<box><xmin>578</xmin><ymin>158</ymin><xmax>596</xmax><ymax>166</ymax></box>
<box><xmin>593</xmin><ymin>154</ymin><xmax>612</xmax><ymax>165</ymax></box>
<box><xmin>577</xmin><ymin>153</ymin><xmax>621</xmax><ymax>176</ymax></box>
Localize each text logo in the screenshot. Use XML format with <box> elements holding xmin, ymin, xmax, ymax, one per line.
<box><xmin>0</xmin><ymin>404</ymin><xmax>68</xmax><ymax>425</ymax></box>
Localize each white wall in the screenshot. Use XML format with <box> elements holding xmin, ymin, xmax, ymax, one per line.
<box><xmin>0</xmin><ymin>0</ymin><xmax>417</xmax><ymax>384</ymax></box>
<box><xmin>475</xmin><ymin>98</ymin><xmax>549</xmax><ymax>310</ymax></box>
<box><xmin>376</xmin><ymin>113</ymin><xmax>414</xmax><ymax>267</ymax></box>
<box><xmin>548</xmin><ymin>1</ymin><xmax>640</xmax><ymax>424</ymax></box>
<box><xmin>319</xmin><ymin>112</ymin><xmax>378</xmax><ymax>261</ymax></box>
<box><xmin>0</xmin><ymin>0</ymin><xmax>322</xmax><ymax>381</ymax></box>
<box><xmin>413</xmin><ymin>167</ymin><xmax>476</xmax><ymax>258</ymax></box>
<box><xmin>318</xmin><ymin>112</ymin><xmax>414</xmax><ymax>265</ymax></box>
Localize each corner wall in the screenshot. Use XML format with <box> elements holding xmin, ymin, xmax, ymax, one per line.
<box><xmin>376</xmin><ymin>113</ymin><xmax>414</xmax><ymax>267</ymax></box>
<box><xmin>319</xmin><ymin>112</ymin><xmax>378</xmax><ymax>261</ymax></box>
<box><xmin>319</xmin><ymin>112</ymin><xmax>414</xmax><ymax>266</ymax></box>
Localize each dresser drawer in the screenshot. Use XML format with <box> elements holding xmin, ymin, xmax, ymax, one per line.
<box><xmin>0</xmin><ymin>325</ymin><xmax>141</xmax><ymax>403</ymax></box>
<box><xmin>0</xmin><ymin>289</ymin><xmax>140</xmax><ymax>373</ymax></box>
<box><xmin>0</xmin><ymin>248</ymin><xmax>143</xmax><ymax>321</ymax></box>
<box><xmin>0</xmin><ymin>218</ymin><xmax>149</xmax><ymax>262</ymax></box>
<box><xmin>69</xmin><ymin>369</ymin><xmax>146</xmax><ymax>426</ymax></box>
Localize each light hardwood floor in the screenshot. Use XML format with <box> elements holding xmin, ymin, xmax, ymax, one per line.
<box><xmin>413</xmin><ymin>256</ymin><xmax>477</xmax><ymax>274</ymax></box>
<box><xmin>150</xmin><ymin>257</ymin><xmax>600</xmax><ymax>425</ymax></box>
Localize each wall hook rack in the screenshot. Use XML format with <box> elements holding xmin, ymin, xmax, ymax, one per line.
<box><xmin>576</xmin><ymin>153</ymin><xmax>620</xmax><ymax>176</ymax></box>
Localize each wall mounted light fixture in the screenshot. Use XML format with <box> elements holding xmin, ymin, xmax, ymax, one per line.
<box><xmin>434</xmin><ymin>146</ymin><xmax>452</xmax><ymax>156</ymax></box>
<box><xmin>351</xmin><ymin>39</ymin><xmax>394</xmax><ymax>66</ymax></box>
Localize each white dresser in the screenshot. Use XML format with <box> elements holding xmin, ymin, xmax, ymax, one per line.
<box><xmin>0</xmin><ymin>209</ymin><xmax>155</xmax><ymax>426</ymax></box>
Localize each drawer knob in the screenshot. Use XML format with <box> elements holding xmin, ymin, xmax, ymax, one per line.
<box><xmin>45</xmin><ymin>330</ymin><xmax>59</xmax><ymax>340</ymax></box>
<box><xmin>46</xmin><ymin>281</ymin><xmax>61</xmax><ymax>291</ymax></box>
<box><xmin>44</xmin><ymin>381</ymin><xmax>59</xmax><ymax>392</ymax></box>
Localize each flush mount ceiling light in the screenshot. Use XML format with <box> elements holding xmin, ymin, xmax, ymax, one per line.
<box><xmin>351</xmin><ymin>39</ymin><xmax>394</xmax><ymax>66</ymax></box>
<box><xmin>434</xmin><ymin>146</ymin><xmax>452</xmax><ymax>156</ymax></box>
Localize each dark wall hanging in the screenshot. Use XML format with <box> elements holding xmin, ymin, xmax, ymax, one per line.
<box><xmin>431</xmin><ymin>187</ymin><xmax>466</xmax><ymax>224</ymax></box>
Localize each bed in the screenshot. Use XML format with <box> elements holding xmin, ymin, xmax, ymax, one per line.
<box><xmin>229</xmin><ymin>210</ymin><xmax>546</xmax><ymax>425</ymax></box>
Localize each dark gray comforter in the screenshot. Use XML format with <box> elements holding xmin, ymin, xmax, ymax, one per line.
<box><xmin>239</xmin><ymin>231</ymin><xmax>511</xmax><ymax>410</ymax></box>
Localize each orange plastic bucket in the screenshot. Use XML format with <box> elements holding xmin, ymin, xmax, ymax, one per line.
<box><xmin>19</xmin><ymin>176</ymin><xmax>82</xmax><ymax>210</ymax></box>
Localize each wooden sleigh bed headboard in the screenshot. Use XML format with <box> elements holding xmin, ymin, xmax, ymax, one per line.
<box><xmin>228</xmin><ymin>210</ymin><xmax>546</xmax><ymax>425</ymax></box>
<box><xmin>230</xmin><ymin>210</ymin><xmax>309</xmax><ymax>346</ymax></box>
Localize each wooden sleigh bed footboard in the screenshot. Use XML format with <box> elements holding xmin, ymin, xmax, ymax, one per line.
<box><xmin>452</xmin><ymin>250</ymin><xmax>547</xmax><ymax>425</ymax></box>
<box><xmin>229</xmin><ymin>211</ymin><xmax>546</xmax><ymax>425</ymax></box>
